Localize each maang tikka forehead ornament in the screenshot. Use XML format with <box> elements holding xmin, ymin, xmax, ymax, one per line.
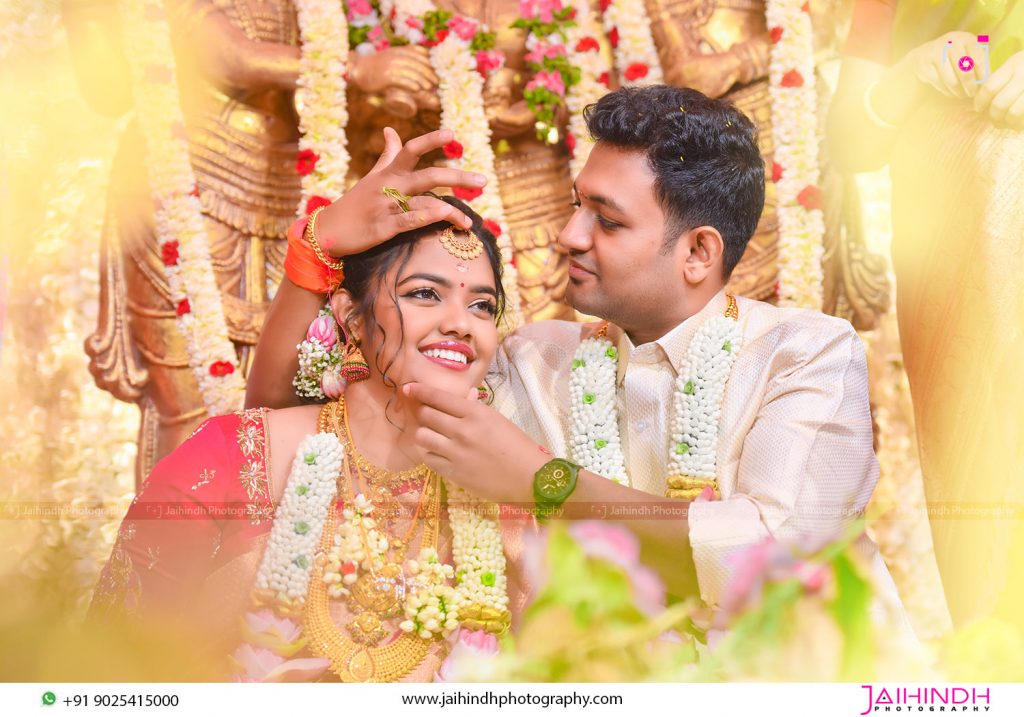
<box><xmin>439</xmin><ymin>227</ymin><xmax>484</xmax><ymax>261</ymax></box>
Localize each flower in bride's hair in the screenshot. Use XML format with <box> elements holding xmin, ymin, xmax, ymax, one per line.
<box><xmin>306</xmin><ymin>315</ymin><xmax>337</xmax><ymax>348</ymax></box>
<box><xmin>321</xmin><ymin>366</ymin><xmax>346</xmax><ymax>400</ymax></box>
<box><xmin>443</xmin><ymin>140</ymin><xmax>464</xmax><ymax>159</ymax></box>
<box><xmin>453</xmin><ymin>186</ymin><xmax>483</xmax><ymax>202</ymax></box>
<box><xmin>482</xmin><ymin>219</ymin><xmax>502</xmax><ymax>237</ymax></box>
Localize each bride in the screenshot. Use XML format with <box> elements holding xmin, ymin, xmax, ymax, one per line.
<box><xmin>90</xmin><ymin>137</ymin><xmax>529</xmax><ymax>681</ymax></box>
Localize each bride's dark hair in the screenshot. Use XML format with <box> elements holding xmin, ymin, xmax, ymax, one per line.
<box><xmin>340</xmin><ymin>194</ymin><xmax>506</xmax><ymax>390</ymax></box>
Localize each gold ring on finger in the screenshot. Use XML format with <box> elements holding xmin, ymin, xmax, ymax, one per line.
<box><xmin>382</xmin><ymin>186</ymin><xmax>412</xmax><ymax>213</ymax></box>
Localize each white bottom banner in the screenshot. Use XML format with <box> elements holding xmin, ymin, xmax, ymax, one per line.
<box><xmin>2</xmin><ymin>683</ymin><xmax>1020</xmax><ymax>717</ymax></box>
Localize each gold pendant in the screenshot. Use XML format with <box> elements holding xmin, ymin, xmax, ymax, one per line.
<box><xmin>350</xmin><ymin>562</ymin><xmax>406</xmax><ymax>616</ymax></box>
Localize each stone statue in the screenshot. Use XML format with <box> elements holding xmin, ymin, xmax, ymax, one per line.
<box><xmin>66</xmin><ymin>0</ymin><xmax>578</xmax><ymax>481</ymax></box>
<box><xmin>645</xmin><ymin>0</ymin><xmax>889</xmax><ymax>327</ymax></box>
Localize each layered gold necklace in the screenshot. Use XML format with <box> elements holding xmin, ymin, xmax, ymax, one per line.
<box><xmin>303</xmin><ymin>400</ymin><xmax>445</xmax><ymax>682</ymax></box>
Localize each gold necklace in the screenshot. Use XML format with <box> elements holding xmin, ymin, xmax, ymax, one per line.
<box><xmin>303</xmin><ymin>400</ymin><xmax>445</xmax><ymax>682</ymax></box>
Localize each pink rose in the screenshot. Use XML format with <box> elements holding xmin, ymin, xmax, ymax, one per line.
<box><xmin>320</xmin><ymin>366</ymin><xmax>346</xmax><ymax>400</ymax></box>
<box><xmin>306</xmin><ymin>315</ymin><xmax>337</xmax><ymax>348</ymax></box>
<box><xmin>448</xmin><ymin>16</ymin><xmax>477</xmax><ymax>41</ymax></box>
<box><xmin>348</xmin><ymin>0</ymin><xmax>372</xmax><ymax>15</ymax></box>
<box><xmin>437</xmin><ymin>628</ymin><xmax>499</xmax><ymax>682</ymax></box>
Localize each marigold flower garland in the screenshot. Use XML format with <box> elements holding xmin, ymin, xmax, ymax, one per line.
<box><xmin>570</xmin><ymin>301</ymin><xmax>741</xmax><ymax>497</ymax></box>
<box><xmin>294</xmin><ymin>0</ymin><xmax>351</xmax><ymax>216</ymax></box>
<box><xmin>766</xmin><ymin>0</ymin><xmax>824</xmax><ymax>308</ymax></box>
<box><xmin>119</xmin><ymin>0</ymin><xmax>244</xmax><ymax>415</ymax></box>
<box><xmin>598</xmin><ymin>0</ymin><xmax>663</xmax><ymax>87</ymax></box>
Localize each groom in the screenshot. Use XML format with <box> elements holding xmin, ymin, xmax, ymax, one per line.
<box><xmin>401</xmin><ymin>86</ymin><xmax>900</xmax><ymax>608</ymax></box>
<box><xmin>251</xmin><ymin>85</ymin><xmax>901</xmax><ymax>612</ymax></box>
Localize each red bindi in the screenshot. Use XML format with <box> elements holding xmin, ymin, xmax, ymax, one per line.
<box><xmin>459</xmin><ymin>282</ymin><xmax>465</xmax><ymax>287</ymax></box>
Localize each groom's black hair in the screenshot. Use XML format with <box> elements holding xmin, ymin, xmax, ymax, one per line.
<box><xmin>583</xmin><ymin>85</ymin><xmax>765</xmax><ymax>278</ymax></box>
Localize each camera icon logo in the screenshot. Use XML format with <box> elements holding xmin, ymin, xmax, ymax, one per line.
<box><xmin>943</xmin><ymin>34</ymin><xmax>990</xmax><ymax>83</ymax></box>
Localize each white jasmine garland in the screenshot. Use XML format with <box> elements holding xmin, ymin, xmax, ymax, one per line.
<box><xmin>383</xmin><ymin>0</ymin><xmax>523</xmax><ymax>333</ymax></box>
<box><xmin>445</xmin><ymin>481</ymin><xmax>509</xmax><ymax>616</ymax></box>
<box><xmin>253</xmin><ymin>429</ymin><xmax>509</xmax><ymax>640</ymax></box>
<box><xmin>668</xmin><ymin>317</ymin><xmax>742</xmax><ymax>478</ymax></box>
<box><xmin>569</xmin><ymin>338</ymin><xmax>628</xmax><ymax>484</ymax></box>
<box><xmin>294</xmin><ymin>0</ymin><xmax>351</xmax><ymax>214</ymax></box>
<box><xmin>564</xmin><ymin>0</ymin><xmax>613</xmax><ymax>177</ymax></box>
<box><xmin>255</xmin><ymin>432</ymin><xmax>345</xmax><ymax>605</ymax></box>
<box><xmin>600</xmin><ymin>0</ymin><xmax>664</xmax><ymax>87</ymax></box>
<box><xmin>766</xmin><ymin>0</ymin><xmax>824</xmax><ymax>308</ymax></box>
<box><xmin>118</xmin><ymin>0</ymin><xmax>245</xmax><ymax>416</ymax></box>
<box><xmin>570</xmin><ymin>306</ymin><xmax>741</xmax><ymax>493</ymax></box>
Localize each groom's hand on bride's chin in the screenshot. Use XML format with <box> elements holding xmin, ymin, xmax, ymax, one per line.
<box><xmin>402</xmin><ymin>382</ymin><xmax>540</xmax><ymax>504</ymax></box>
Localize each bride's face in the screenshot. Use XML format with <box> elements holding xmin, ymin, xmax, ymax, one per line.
<box><xmin>361</xmin><ymin>234</ymin><xmax>500</xmax><ymax>396</ymax></box>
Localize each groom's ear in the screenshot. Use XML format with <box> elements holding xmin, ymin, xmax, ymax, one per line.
<box><xmin>680</xmin><ymin>225</ymin><xmax>724</xmax><ymax>285</ymax></box>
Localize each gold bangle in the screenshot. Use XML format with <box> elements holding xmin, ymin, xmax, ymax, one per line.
<box><xmin>305</xmin><ymin>206</ymin><xmax>345</xmax><ymax>271</ymax></box>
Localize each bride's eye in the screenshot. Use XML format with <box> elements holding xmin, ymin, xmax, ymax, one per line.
<box><xmin>470</xmin><ymin>299</ymin><xmax>498</xmax><ymax>317</ymax></box>
<box><xmin>404</xmin><ymin>287</ymin><xmax>440</xmax><ymax>301</ymax></box>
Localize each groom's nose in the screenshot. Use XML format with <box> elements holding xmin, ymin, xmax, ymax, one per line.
<box><xmin>557</xmin><ymin>207</ymin><xmax>593</xmax><ymax>254</ymax></box>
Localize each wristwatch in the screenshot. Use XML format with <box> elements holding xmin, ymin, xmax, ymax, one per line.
<box><xmin>532</xmin><ymin>458</ymin><xmax>580</xmax><ymax>521</ymax></box>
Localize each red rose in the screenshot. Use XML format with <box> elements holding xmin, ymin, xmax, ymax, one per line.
<box><xmin>802</xmin><ymin>1</ymin><xmax>810</xmax><ymax>12</ymax></box>
<box><xmin>771</xmin><ymin>162</ymin><xmax>783</xmax><ymax>183</ymax></box>
<box><xmin>189</xmin><ymin>185</ymin><xmax>200</xmax><ymax>197</ymax></box>
<box><xmin>161</xmin><ymin>241</ymin><xmax>180</xmax><ymax>266</ymax></box>
<box><xmin>780</xmin><ymin>69</ymin><xmax>804</xmax><ymax>87</ymax></box>
<box><xmin>305</xmin><ymin>195</ymin><xmax>331</xmax><ymax>214</ymax></box>
<box><xmin>209</xmin><ymin>360</ymin><xmax>236</xmax><ymax>377</ymax></box>
<box><xmin>797</xmin><ymin>185</ymin><xmax>822</xmax><ymax>210</ymax></box>
<box><xmin>608</xmin><ymin>27</ymin><xmax>619</xmax><ymax>49</ymax></box>
<box><xmin>598</xmin><ymin>71</ymin><xmax>610</xmax><ymax>88</ymax></box>
<box><xmin>624</xmin><ymin>63</ymin><xmax>649</xmax><ymax>82</ymax></box>
<box><xmin>567</xmin><ymin>7</ymin><xmax>577</xmax><ymax>18</ymax></box>
<box><xmin>600</xmin><ymin>0</ymin><xmax>612</xmax><ymax>11</ymax></box>
<box><xmin>443</xmin><ymin>140</ymin><xmax>464</xmax><ymax>159</ymax></box>
<box><xmin>341</xmin><ymin>561</ymin><xmax>357</xmax><ymax>575</ymax></box>
<box><xmin>565</xmin><ymin>132</ymin><xmax>576</xmax><ymax>158</ymax></box>
<box><xmin>295</xmin><ymin>148</ymin><xmax>320</xmax><ymax>176</ymax></box>
<box><xmin>575</xmin><ymin>36</ymin><xmax>600</xmax><ymax>53</ymax></box>
<box><xmin>453</xmin><ymin>186</ymin><xmax>483</xmax><ymax>201</ymax></box>
<box><xmin>483</xmin><ymin>219</ymin><xmax>502</xmax><ymax>237</ymax></box>
<box><xmin>509</xmin><ymin>254</ymin><xmax>517</xmax><ymax>269</ymax></box>
<box><xmin>176</xmin><ymin>298</ymin><xmax>191</xmax><ymax>317</ymax></box>
<box><xmin>769</xmin><ymin>26</ymin><xmax>783</xmax><ymax>44</ymax></box>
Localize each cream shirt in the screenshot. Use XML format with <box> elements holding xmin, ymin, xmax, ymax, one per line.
<box><xmin>489</xmin><ymin>290</ymin><xmax>904</xmax><ymax>616</ymax></box>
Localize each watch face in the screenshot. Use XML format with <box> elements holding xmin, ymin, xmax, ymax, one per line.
<box><xmin>536</xmin><ymin>460</ymin><xmax>576</xmax><ymax>501</ymax></box>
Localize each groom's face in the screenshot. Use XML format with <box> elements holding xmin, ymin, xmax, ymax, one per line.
<box><xmin>558</xmin><ymin>143</ymin><xmax>686</xmax><ymax>325</ymax></box>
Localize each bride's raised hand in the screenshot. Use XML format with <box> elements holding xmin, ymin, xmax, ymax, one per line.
<box><xmin>316</xmin><ymin>128</ymin><xmax>487</xmax><ymax>257</ymax></box>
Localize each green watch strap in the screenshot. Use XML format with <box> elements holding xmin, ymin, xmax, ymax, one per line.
<box><xmin>533</xmin><ymin>458</ymin><xmax>580</xmax><ymax>521</ymax></box>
